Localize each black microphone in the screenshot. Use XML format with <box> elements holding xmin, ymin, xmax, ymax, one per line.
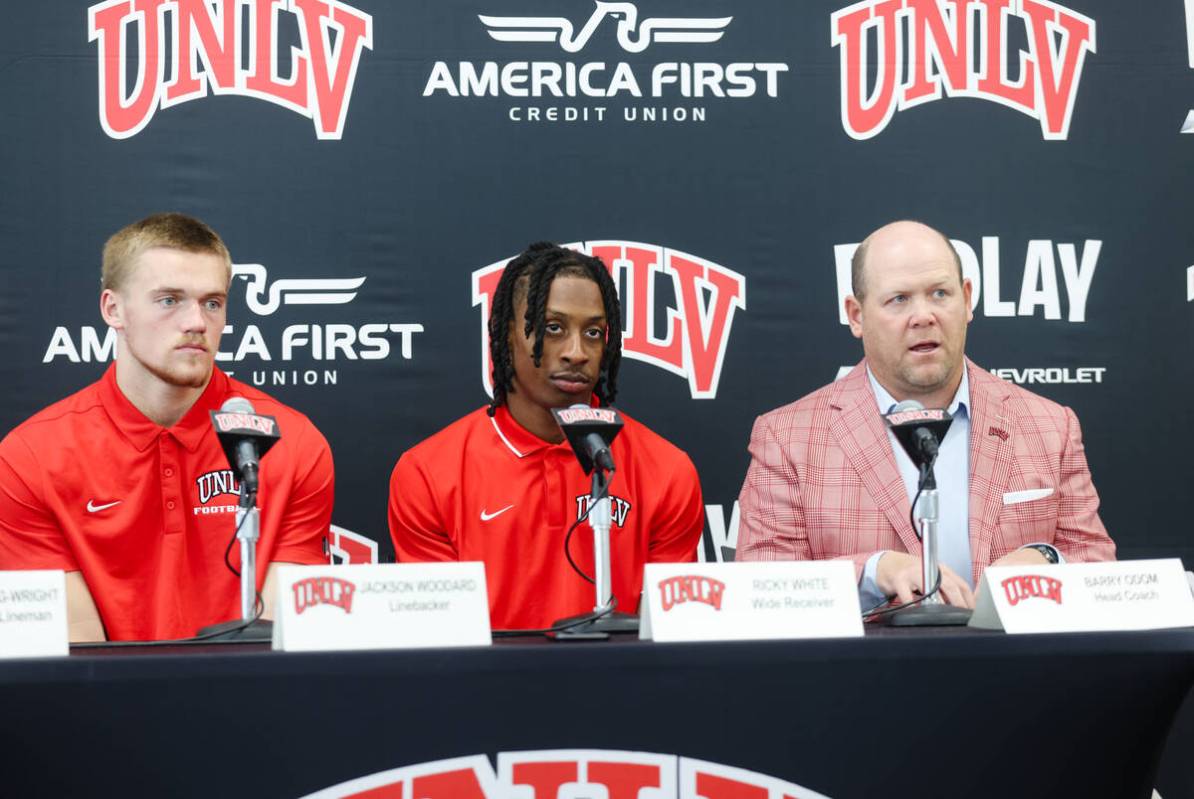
<box><xmin>883</xmin><ymin>399</ymin><xmax>952</xmax><ymax>468</ymax></box>
<box><xmin>551</xmin><ymin>404</ymin><xmax>624</xmax><ymax>475</ymax></box>
<box><xmin>209</xmin><ymin>397</ymin><xmax>281</xmax><ymax>497</ymax></box>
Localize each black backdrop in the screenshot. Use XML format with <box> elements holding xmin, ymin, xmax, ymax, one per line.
<box><xmin>1</xmin><ymin>0</ymin><xmax>1192</xmax><ymax>567</ymax></box>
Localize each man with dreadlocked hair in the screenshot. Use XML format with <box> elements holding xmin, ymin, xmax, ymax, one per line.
<box><xmin>487</xmin><ymin>241</ymin><xmax>623</xmax><ymax>419</ymax></box>
<box><xmin>388</xmin><ymin>242</ymin><xmax>703</xmax><ymax>631</ymax></box>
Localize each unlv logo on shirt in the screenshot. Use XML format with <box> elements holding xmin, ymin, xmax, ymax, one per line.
<box><xmin>195</xmin><ymin>469</ymin><xmax>240</xmax><ymax>504</ymax></box>
<box><xmin>830</xmin><ymin>0</ymin><xmax>1096</xmax><ymax>140</ymax></box>
<box><xmin>575</xmin><ymin>494</ymin><xmax>632</xmax><ymax>527</ymax></box>
<box><xmin>473</xmin><ymin>242</ymin><xmax>746</xmax><ymax>399</ymax></box>
<box><xmin>87</xmin><ymin>0</ymin><xmax>373</xmax><ymax>139</ymax></box>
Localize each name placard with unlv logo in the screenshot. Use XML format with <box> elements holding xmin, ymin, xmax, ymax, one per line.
<box><xmin>969</xmin><ymin>559</ymin><xmax>1194</xmax><ymax>633</ymax></box>
<box><xmin>640</xmin><ymin>561</ymin><xmax>862</xmax><ymax>642</ymax></box>
<box><xmin>272</xmin><ymin>563</ymin><xmax>491</xmax><ymax>651</ymax></box>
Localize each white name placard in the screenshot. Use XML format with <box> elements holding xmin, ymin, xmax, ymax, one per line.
<box><xmin>969</xmin><ymin>558</ymin><xmax>1194</xmax><ymax>634</ymax></box>
<box><xmin>272</xmin><ymin>562</ymin><xmax>491</xmax><ymax>651</ymax></box>
<box><xmin>0</xmin><ymin>570</ymin><xmax>68</xmax><ymax>658</ymax></box>
<box><xmin>640</xmin><ymin>561</ymin><xmax>863</xmax><ymax>642</ymax></box>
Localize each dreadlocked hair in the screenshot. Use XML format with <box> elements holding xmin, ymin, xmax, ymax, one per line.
<box><xmin>487</xmin><ymin>241</ymin><xmax>622</xmax><ymax>417</ymax></box>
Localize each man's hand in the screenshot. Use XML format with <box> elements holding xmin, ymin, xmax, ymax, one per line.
<box><xmin>875</xmin><ymin>551</ymin><xmax>975</xmax><ymax>609</ymax></box>
<box><xmin>989</xmin><ymin>547</ymin><xmax>1051</xmax><ymax>569</ymax></box>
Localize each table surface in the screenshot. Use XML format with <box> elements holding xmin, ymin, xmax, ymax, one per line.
<box><xmin>2</xmin><ymin>626</ymin><xmax>1191</xmax><ymax>799</ymax></box>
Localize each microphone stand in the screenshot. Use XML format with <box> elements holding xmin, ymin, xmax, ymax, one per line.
<box><xmin>917</xmin><ymin>464</ymin><xmax>942</xmax><ymax>607</ymax></box>
<box><xmin>552</xmin><ymin>468</ymin><xmax>640</xmax><ymax>640</ymax></box>
<box><xmin>196</xmin><ymin>483</ymin><xmax>274</xmax><ymax>641</ymax></box>
<box><xmin>589</xmin><ymin>470</ymin><xmax>614</xmax><ymax>619</ymax></box>
<box><xmin>887</xmin><ymin>457</ymin><xmax>971</xmax><ymax>626</ymax></box>
<box><xmin>236</xmin><ymin>491</ymin><xmax>261</xmax><ymax>621</ymax></box>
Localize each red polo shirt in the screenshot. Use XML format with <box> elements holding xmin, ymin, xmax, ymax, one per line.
<box><xmin>388</xmin><ymin>405</ymin><xmax>703</xmax><ymax>630</ymax></box>
<box><xmin>0</xmin><ymin>365</ymin><xmax>333</xmax><ymax>641</ymax></box>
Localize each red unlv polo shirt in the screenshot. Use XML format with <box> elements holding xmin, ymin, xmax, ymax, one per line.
<box><xmin>388</xmin><ymin>405</ymin><xmax>703</xmax><ymax>630</ymax></box>
<box><xmin>0</xmin><ymin>365</ymin><xmax>333</xmax><ymax>641</ymax></box>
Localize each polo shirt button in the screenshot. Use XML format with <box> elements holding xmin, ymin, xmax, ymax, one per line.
<box><xmin>166</xmin><ymin>500</ymin><xmax>176</xmax><ymax>510</ymax></box>
<box><xmin>164</xmin><ymin>468</ymin><xmax>174</xmax><ymax>478</ymax></box>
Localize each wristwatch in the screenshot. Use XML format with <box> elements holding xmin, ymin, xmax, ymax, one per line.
<box><xmin>1024</xmin><ymin>543</ymin><xmax>1060</xmax><ymax>564</ymax></box>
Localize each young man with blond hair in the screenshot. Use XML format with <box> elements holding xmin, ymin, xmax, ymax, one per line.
<box><xmin>0</xmin><ymin>213</ymin><xmax>334</xmax><ymax>641</ymax></box>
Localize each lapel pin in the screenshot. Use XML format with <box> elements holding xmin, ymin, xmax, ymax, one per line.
<box><xmin>988</xmin><ymin>426</ymin><xmax>1009</xmax><ymax>441</ymax></box>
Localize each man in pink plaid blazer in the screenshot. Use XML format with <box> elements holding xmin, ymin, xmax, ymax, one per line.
<box><xmin>736</xmin><ymin>221</ymin><xmax>1115</xmax><ymax>609</ymax></box>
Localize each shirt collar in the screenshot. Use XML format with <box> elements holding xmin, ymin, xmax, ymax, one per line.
<box><xmin>490</xmin><ymin>403</ymin><xmax>587</xmax><ymax>459</ymax></box>
<box><xmin>99</xmin><ymin>364</ymin><xmax>232</xmax><ymax>453</ymax></box>
<box><xmin>866</xmin><ymin>363</ymin><xmax>970</xmax><ymax>419</ymax></box>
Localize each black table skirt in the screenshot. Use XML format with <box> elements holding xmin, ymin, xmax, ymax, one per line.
<box><xmin>2</xmin><ymin>627</ymin><xmax>1192</xmax><ymax>799</ymax></box>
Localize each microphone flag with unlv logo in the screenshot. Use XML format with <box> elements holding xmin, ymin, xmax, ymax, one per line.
<box><xmin>552</xmin><ymin>404</ymin><xmax>624</xmax><ymax>474</ymax></box>
<box><xmin>882</xmin><ymin>399</ymin><xmax>952</xmax><ymax>468</ymax></box>
<box><xmin>210</xmin><ymin>397</ymin><xmax>282</xmax><ymax>492</ymax></box>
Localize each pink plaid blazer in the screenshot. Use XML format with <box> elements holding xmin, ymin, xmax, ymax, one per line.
<box><xmin>736</xmin><ymin>360</ymin><xmax>1115</xmax><ymax>584</ymax></box>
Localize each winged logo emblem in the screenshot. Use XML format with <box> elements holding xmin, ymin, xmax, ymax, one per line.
<box><xmin>232</xmin><ymin>263</ymin><xmax>367</xmax><ymax>316</ymax></box>
<box><xmin>479</xmin><ymin>1</ymin><xmax>732</xmax><ymax>53</ymax></box>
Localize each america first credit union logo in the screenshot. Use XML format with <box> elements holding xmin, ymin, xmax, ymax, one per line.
<box><xmin>87</xmin><ymin>0</ymin><xmax>373</xmax><ymax>139</ymax></box>
<box><xmin>301</xmin><ymin>750</ymin><xmax>833</xmax><ymax>799</ymax></box>
<box><xmin>43</xmin><ymin>262</ymin><xmax>424</xmax><ymax>389</ymax></box>
<box><xmin>479</xmin><ymin>4</ymin><xmax>732</xmax><ymax>53</ymax></box>
<box><xmin>424</xmin><ymin>2</ymin><xmax>789</xmax><ymax>124</ymax></box>
<box><xmin>831</xmin><ymin>0</ymin><xmax>1096</xmax><ymax>140</ymax></box>
<box><xmin>472</xmin><ymin>242</ymin><xmax>745</xmax><ymax>400</ymax></box>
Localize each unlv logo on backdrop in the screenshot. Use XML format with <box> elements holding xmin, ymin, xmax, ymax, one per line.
<box><xmin>87</xmin><ymin>0</ymin><xmax>373</xmax><ymax>139</ymax></box>
<box><xmin>329</xmin><ymin>524</ymin><xmax>379</xmax><ymax>564</ymax></box>
<box><xmin>830</xmin><ymin>0</ymin><xmax>1096</xmax><ymax>140</ymax></box>
<box><xmin>472</xmin><ymin>242</ymin><xmax>746</xmax><ymax>399</ymax></box>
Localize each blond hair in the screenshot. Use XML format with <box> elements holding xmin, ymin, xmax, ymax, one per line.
<box><xmin>102</xmin><ymin>212</ymin><xmax>231</xmax><ymax>291</ymax></box>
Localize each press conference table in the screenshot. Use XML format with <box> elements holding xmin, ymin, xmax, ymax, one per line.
<box><xmin>1</xmin><ymin>627</ymin><xmax>1192</xmax><ymax>799</ymax></box>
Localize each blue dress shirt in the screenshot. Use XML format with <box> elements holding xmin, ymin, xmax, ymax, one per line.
<box><xmin>859</xmin><ymin>367</ymin><xmax>972</xmax><ymax>610</ymax></box>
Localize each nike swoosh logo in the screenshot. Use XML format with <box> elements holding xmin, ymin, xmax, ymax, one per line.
<box><xmin>86</xmin><ymin>500</ymin><xmax>122</xmax><ymax>513</ymax></box>
<box><xmin>480</xmin><ymin>505</ymin><xmax>513</xmax><ymax>522</ymax></box>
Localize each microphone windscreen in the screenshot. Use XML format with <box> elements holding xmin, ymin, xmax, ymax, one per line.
<box><xmin>890</xmin><ymin>399</ymin><xmax>924</xmax><ymax>413</ymax></box>
<box><xmin>221</xmin><ymin>396</ymin><xmax>255</xmax><ymax>414</ymax></box>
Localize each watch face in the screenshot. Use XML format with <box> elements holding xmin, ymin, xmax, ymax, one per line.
<box><xmin>1034</xmin><ymin>545</ymin><xmax>1058</xmax><ymax>564</ymax></box>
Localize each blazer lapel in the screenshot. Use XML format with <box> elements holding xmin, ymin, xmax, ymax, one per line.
<box><xmin>966</xmin><ymin>361</ymin><xmax>1014</xmax><ymax>584</ymax></box>
<box><xmin>828</xmin><ymin>364</ymin><xmax>922</xmax><ymax>557</ymax></box>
